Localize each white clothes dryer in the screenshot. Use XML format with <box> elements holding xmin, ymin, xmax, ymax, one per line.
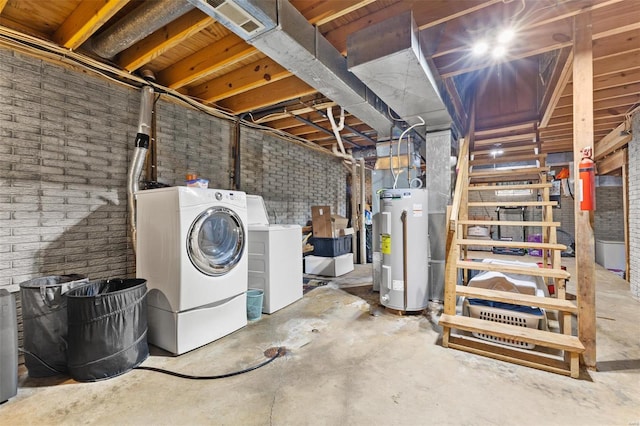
<box><xmin>136</xmin><ymin>187</ymin><xmax>248</xmax><ymax>355</ymax></box>
<box><xmin>247</xmin><ymin>195</ymin><xmax>302</xmax><ymax>314</ymax></box>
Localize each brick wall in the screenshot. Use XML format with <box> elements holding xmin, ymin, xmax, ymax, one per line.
<box><xmin>0</xmin><ymin>46</ymin><xmax>348</xmax><ymax>290</ymax></box>
<box><xmin>240</xmin><ymin>126</ymin><xmax>348</xmax><ymax>225</ymax></box>
<box><xmin>594</xmin><ymin>185</ymin><xmax>624</xmax><ymax>241</ymax></box>
<box><xmin>0</xmin><ymin>47</ymin><xmax>139</xmax><ymax>288</ymax></box>
<box><xmin>629</xmin><ymin>111</ymin><xmax>639</xmax><ymax>300</ymax></box>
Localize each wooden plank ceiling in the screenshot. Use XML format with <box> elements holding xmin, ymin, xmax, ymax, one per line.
<box><xmin>0</xmin><ymin>0</ymin><xmax>637</xmax><ymax>159</ymax></box>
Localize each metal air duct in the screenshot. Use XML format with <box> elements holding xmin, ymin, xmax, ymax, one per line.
<box><xmin>187</xmin><ymin>0</ymin><xmax>394</xmax><ymax>136</ymax></box>
<box><xmin>90</xmin><ymin>0</ymin><xmax>194</xmax><ymax>59</ymax></box>
<box><xmin>347</xmin><ymin>11</ymin><xmax>453</xmax><ymax>132</ymax></box>
<box><xmin>128</xmin><ymin>84</ymin><xmax>155</xmax><ymax>255</ymax></box>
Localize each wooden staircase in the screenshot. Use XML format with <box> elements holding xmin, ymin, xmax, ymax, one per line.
<box><xmin>439</xmin><ymin>138</ymin><xmax>584</xmax><ymax>378</ymax></box>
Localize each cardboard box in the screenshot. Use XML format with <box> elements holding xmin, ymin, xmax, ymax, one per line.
<box><xmin>311</xmin><ymin>206</ymin><xmax>349</xmax><ymax>238</ymax></box>
<box><xmin>304</xmin><ymin>253</ymin><xmax>354</xmax><ymax>277</ymax></box>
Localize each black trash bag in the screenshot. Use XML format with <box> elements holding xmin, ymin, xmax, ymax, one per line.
<box><xmin>19</xmin><ymin>275</ymin><xmax>88</xmax><ymax>377</ymax></box>
<box><xmin>66</xmin><ymin>278</ymin><xmax>149</xmax><ymax>382</ymax></box>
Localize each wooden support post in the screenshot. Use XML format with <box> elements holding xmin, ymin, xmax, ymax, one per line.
<box><xmin>573</xmin><ymin>12</ymin><xmax>596</xmax><ymax>369</ymax></box>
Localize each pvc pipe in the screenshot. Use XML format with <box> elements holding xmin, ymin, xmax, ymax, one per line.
<box><xmin>327</xmin><ymin>106</ymin><xmax>346</xmax><ymax>156</ymax></box>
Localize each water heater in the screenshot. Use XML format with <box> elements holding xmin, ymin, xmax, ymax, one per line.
<box><xmin>379</xmin><ymin>188</ymin><xmax>429</xmax><ymax>311</ymax></box>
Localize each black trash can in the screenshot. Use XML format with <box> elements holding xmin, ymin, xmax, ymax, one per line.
<box><xmin>66</xmin><ymin>278</ymin><xmax>149</xmax><ymax>382</ymax></box>
<box><xmin>19</xmin><ymin>275</ymin><xmax>88</xmax><ymax>377</ymax></box>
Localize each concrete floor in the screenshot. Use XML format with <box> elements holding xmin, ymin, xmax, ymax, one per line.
<box><xmin>4</xmin><ymin>254</ymin><xmax>640</xmax><ymax>425</ymax></box>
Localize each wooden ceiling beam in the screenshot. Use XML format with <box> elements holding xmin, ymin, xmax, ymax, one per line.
<box><xmin>595</xmin><ymin>122</ymin><xmax>632</xmax><ymax>159</ymax></box>
<box><xmin>157</xmin><ymin>33</ymin><xmax>256</xmax><ymax>89</ymax></box>
<box><xmin>0</xmin><ymin>16</ymin><xmax>49</xmax><ymax>40</ymax></box>
<box><xmin>545</xmin><ymin>112</ymin><xmax>625</xmax><ymax>128</ymax></box>
<box><xmin>592</xmin><ymin>28</ymin><xmax>640</xmax><ymax>60</ymax></box>
<box><xmin>52</xmin><ymin>0</ymin><xmax>129</xmax><ymax>49</ymax></box>
<box><xmin>0</xmin><ymin>0</ymin><xmax>9</xmax><ymax>13</ymax></box>
<box><xmin>292</xmin><ymin>0</ymin><xmax>377</xmax><ymax>26</ymax></box>
<box><xmin>592</xmin><ymin>49</ymin><xmax>640</xmax><ymax>77</ymax></box>
<box><xmin>551</xmin><ymin>93</ymin><xmax>640</xmax><ymax>119</ymax></box>
<box><xmin>216</xmin><ymin>76</ymin><xmax>317</xmax><ymax>114</ymax></box>
<box><xmin>556</xmin><ymin>82</ymin><xmax>640</xmax><ymax>108</ymax></box>
<box><xmin>323</xmin><ymin>0</ymin><xmax>499</xmax><ymax>54</ymax></box>
<box><xmin>117</xmin><ymin>10</ymin><xmax>214</xmax><ymax>72</ymax></box>
<box><xmin>540</xmin><ymin>49</ymin><xmax>573</xmax><ymax>128</ymax></box>
<box><xmin>189</xmin><ymin>57</ymin><xmax>290</xmax><ymax>103</ymax></box>
<box><xmin>434</xmin><ymin>1</ymin><xmax>640</xmax><ymax>78</ymax></box>
<box><xmin>563</xmin><ymin>67</ymin><xmax>640</xmax><ymax>96</ymax></box>
<box><xmin>597</xmin><ymin>148</ymin><xmax>627</xmax><ymax>175</ymax></box>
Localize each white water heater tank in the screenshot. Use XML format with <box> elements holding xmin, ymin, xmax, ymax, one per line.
<box><xmin>379</xmin><ymin>188</ymin><xmax>429</xmax><ymax>311</ymax></box>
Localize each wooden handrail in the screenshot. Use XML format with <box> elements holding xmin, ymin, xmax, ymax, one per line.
<box><xmin>449</xmin><ymin>137</ymin><xmax>469</xmax><ymax>226</ymax></box>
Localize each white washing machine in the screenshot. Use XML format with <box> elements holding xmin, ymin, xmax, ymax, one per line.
<box><xmin>136</xmin><ymin>186</ymin><xmax>248</xmax><ymax>355</ymax></box>
<box><xmin>247</xmin><ymin>195</ymin><xmax>302</xmax><ymax>314</ymax></box>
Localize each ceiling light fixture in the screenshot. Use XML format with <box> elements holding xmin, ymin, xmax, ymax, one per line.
<box><xmin>492</xmin><ymin>45</ymin><xmax>507</xmax><ymax>59</ymax></box>
<box><xmin>472</xmin><ymin>40</ymin><xmax>490</xmax><ymax>56</ymax></box>
<box><xmin>470</xmin><ymin>27</ymin><xmax>517</xmax><ymax>60</ymax></box>
<box><xmin>497</xmin><ymin>28</ymin><xmax>515</xmax><ymax>44</ymax></box>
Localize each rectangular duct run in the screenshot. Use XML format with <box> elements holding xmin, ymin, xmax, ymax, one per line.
<box><xmin>347</xmin><ymin>11</ymin><xmax>453</xmax><ymax>132</ymax></box>
<box><xmin>187</xmin><ymin>0</ymin><xmax>393</xmax><ymax>136</ymax></box>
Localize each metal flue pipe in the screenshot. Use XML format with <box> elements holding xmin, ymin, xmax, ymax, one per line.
<box><xmin>128</xmin><ymin>84</ymin><xmax>154</xmax><ymax>255</ymax></box>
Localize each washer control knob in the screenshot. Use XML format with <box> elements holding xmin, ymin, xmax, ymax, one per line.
<box><xmin>215</xmin><ymin>192</ymin><xmax>223</xmax><ymax>201</ymax></box>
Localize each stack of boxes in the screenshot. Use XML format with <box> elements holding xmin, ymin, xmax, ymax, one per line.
<box><xmin>304</xmin><ymin>206</ymin><xmax>355</xmax><ymax>277</ymax></box>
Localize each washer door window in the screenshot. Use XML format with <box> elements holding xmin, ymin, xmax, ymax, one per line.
<box><xmin>188</xmin><ymin>207</ymin><xmax>245</xmax><ymax>276</ymax></box>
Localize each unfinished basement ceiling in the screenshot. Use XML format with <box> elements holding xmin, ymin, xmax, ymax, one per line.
<box><xmin>0</xmin><ymin>0</ymin><xmax>638</xmax><ymax>155</ymax></box>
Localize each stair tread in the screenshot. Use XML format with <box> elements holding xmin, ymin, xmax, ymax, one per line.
<box><xmin>468</xmin><ymin>183</ymin><xmax>552</xmax><ymax>191</ymax></box>
<box><xmin>457</xmin><ymin>239</ymin><xmax>566</xmax><ymax>250</ymax></box>
<box><xmin>459</xmin><ymin>220</ymin><xmax>560</xmax><ymax>227</ymax></box>
<box><xmin>470</xmin><ymin>153</ymin><xmax>547</xmax><ymax>166</ymax></box>
<box><xmin>470</xmin><ymin>174</ymin><xmax>547</xmax><ymax>184</ymax></box>
<box><xmin>470</xmin><ymin>166</ymin><xmax>549</xmax><ymax>177</ymax></box>
<box><xmin>457</xmin><ymin>260</ymin><xmax>570</xmax><ymax>279</ymax></box>
<box><xmin>467</xmin><ymin>201</ymin><xmax>557</xmax><ymax>207</ymax></box>
<box><xmin>439</xmin><ymin>314</ymin><xmax>585</xmax><ymax>352</ymax></box>
<box><xmin>455</xmin><ymin>285</ymin><xmax>577</xmax><ymax>313</ymax></box>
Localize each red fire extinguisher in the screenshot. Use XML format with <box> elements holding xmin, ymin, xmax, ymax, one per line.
<box><xmin>578</xmin><ymin>146</ymin><xmax>596</xmax><ymax>211</ymax></box>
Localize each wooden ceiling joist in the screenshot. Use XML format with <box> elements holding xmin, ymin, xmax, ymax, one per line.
<box><xmin>323</xmin><ymin>0</ymin><xmax>499</xmax><ymax>54</ymax></box>
<box><xmin>216</xmin><ymin>76</ymin><xmax>317</xmax><ymax>114</ymax></box>
<box><xmin>117</xmin><ymin>10</ymin><xmax>214</xmax><ymax>72</ymax></box>
<box><xmin>595</xmin><ymin>122</ymin><xmax>633</xmax><ymax>159</ymax></box>
<box><xmin>434</xmin><ymin>1</ymin><xmax>640</xmax><ymax>78</ymax></box>
<box><xmin>556</xmin><ymin>82</ymin><xmax>640</xmax><ymax>108</ymax></box>
<box><xmin>552</xmin><ymin>93</ymin><xmax>640</xmax><ymax>119</ymax></box>
<box><xmin>52</xmin><ymin>0</ymin><xmax>129</xmax><ymax>49</ymax></box>
<box><xmin>540</xmin><ymin>49</ymin><xmax>573</xmax><ymax>128</ymax></box>
<box><xmin>293</xmin><ymin>0</ymin><xmax>377</xmax><ymax>26</ymax></box>
<box><xmin>597</xmin><ymin>148</ymin><xmax>627</xmax><ymax>175</ymax></box>
<box><xmin>157</xmin><ymin>33</ymin><xmax>256</xmax><ymax>89</ymax></box>
<box><xmin>189</xmin><ymin>57</ymin><xmax>291</xmax><ymax>103</ymax></box>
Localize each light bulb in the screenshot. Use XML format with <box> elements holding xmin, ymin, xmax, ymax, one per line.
<box><xmin>492</xmin><ymin>45</ymin><xmax>507</xmax><ymax>59</ymax></box>
<box><xmin>472</xmin><ymin>40</ymin><xmax>490</xmax><ymax>56</ymax></box>
<box><xmin>497</xmin><ymin>28</ymin><xmax>515</xmax><ymax>44</ymax></box>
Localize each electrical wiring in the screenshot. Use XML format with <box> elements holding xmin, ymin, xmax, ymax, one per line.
<box><xmin>19</xmin><ymin>346</ymin><xmax>287</xmax><ymax>381</ymax></box>
<box><xmin>135</xmin><ymin>347</ymin><xmax>287</xmax><ymax>380</ymax></box>
<box><xmin>0</xmin><ymin>26</ymin><xmax>334</xmax><ymax>157</ymax></box>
